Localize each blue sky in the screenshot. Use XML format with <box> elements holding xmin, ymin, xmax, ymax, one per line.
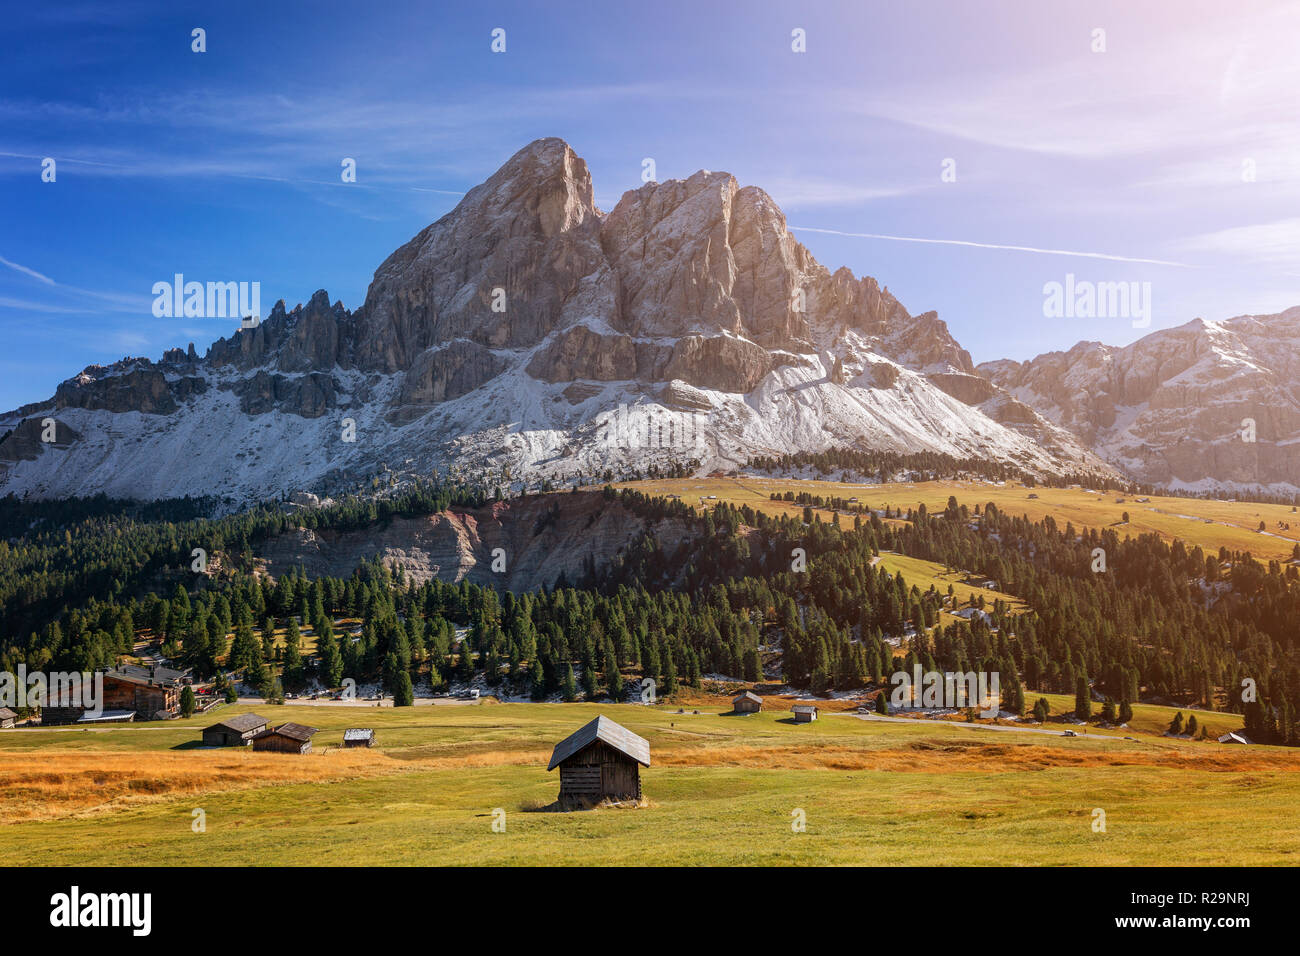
<box><xmin>2</xmin><ymin>0</ymin><xmax>1297</xmax><ymax>410</ymax></box>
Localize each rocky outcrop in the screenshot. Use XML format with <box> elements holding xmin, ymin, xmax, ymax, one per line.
<box><xmin>54</xmin><ymin>365</ymin><xmax>206</xmax><ymax>415</ymax></box>
<box><xmin>862</xmin><ymin>362</ymin><xmax>901</xmax><ymax>390</ymax></box>
<box><xmin>0</xmin><ymin>417</ymin><xmax>81</xmax><ymax>462</ymax></box>
<box><xmin>526</xmin><ymin>326</ymin><xmax>657</xmax><ymax>383</ymax></box>
<box><xmin>927</xmin><ymin>372</ymin><xmax>997</xmax><ymax>406</ymax></box>
<box><xmin>277</xmin><ymin>291</ymin><xmax>343</xmax><ymax>372</ymax></box>
<box><xmin>232</xmin><ymin>370</ymin><xmax>336</xmax><ymax>418</ymax></box>
<box><xmin>398</xmin><ymin>340</ymin><xmax>508</xmax><ymax>407</ymax></box>
<box><xmin>663</xmin><ymin>335</ymin><xmax>772</xmax><ymax>393</ymax></box>
<box><xmin>256</xmin><ymin>491</ymin><xmax>694</xmax><ymax>592</ymax></box>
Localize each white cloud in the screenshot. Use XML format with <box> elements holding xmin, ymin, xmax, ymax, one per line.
<box><xmin>1174</xmin><ymin>218</ymin><xmax>1300</xmax><ymax>273</ymax></box>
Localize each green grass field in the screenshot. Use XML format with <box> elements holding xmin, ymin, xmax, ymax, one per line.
<box><xmin>3</xmin><ymin>702</ymin><xmax>1296</xmax><ymax>865</ymax></box>
<box><xmin>874</xmin><ymin>551</ymin><xmax>1030</xmax><ymax>619</ymax></box>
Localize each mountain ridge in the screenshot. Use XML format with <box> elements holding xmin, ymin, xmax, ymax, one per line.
<box><xmin>979</xmin><ymin>306</ymin><xmax>1300</xmax><ymax>493</ymax></box>
<box><xmin>14</xmin><ymin>136</ymin><xmax>1282</xmax><ymax>503</ymax></box>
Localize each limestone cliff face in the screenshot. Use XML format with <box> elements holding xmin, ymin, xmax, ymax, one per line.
<box><xmin>398</xmin><ymin>340</ymin><xmax>508</xmax><ymax>408</ymax></box>
<box><xmin>354</xmin><ymin>138</ymin><xmax>608</xmax><ymax>370</ymax></box>
<box><xmin>54</xmin><ymin>365</ymin><xmax>207</xmax><ymax>415</ymax></box>
<box><xmin>256</xmin><ymin>491</ymin><xmax>693</xmax><ymax>592</ymax></box>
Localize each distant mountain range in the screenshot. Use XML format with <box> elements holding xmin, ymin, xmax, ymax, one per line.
<box><xmin>1</xmin><ymin>138</ymin><xmax>1294</xmax><ymax>503</ymax></box>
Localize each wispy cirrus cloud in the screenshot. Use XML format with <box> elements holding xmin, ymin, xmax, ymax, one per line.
<box><xmin>1173</xmin><ymin>218</ymin><xmax>1300</xmax><ymax>274</ymax></box>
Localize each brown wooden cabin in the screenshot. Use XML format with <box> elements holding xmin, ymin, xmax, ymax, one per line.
<box><xmin>342</xmin><ymin>728</ymin><xmax>375</xmax><ymax>748</ymax></box>
<box><xmin>251</xmin><ymin>722</ymin><xmax>318</xmax><ymax>754</ymax></box>
<box><xmin>0</xmin><ymin>707</ymin><xmax>16</xmax><ymax>729</ymax></box>
<box><xmin>101</xmin><ymin>664</ymin><xmax>192</xmax><ymax>720</ymax></box>
<box><xmin>202</xmin><ymin>712</ymin><xmax>269</xmax><ymax>746</ymax></box>
<box><xmin>547</xmin><ymin>715</ymin><xmax>650</xmax><ymax>806</ymax></box>
<box><xmin>732</xmin><ymin>691</ymin><xmax>763</xmax><ymax>714</ymax></box>
<box><xmin>792</xmin><ymin>704</ymin><xmax>819</xmax><ymax>723</ymax></box>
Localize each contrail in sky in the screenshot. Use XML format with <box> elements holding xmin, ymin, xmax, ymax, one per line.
<box><xmin>791</xmin><ymin>226</ymin><xmax>1193</xmax><ymax>268</ymax></box>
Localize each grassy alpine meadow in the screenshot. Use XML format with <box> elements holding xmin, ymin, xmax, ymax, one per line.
<box><xmin>611</xmin><ymin>476</ymin><xmax>1300</xmax><ymax>563</ymax></box>
<box><xmin>2</xmin><ymin>701</ymin><xmax>1298</xmax><ymax>866</ymax></box>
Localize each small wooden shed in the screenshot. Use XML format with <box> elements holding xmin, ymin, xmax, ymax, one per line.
<box><xmin>342</xmin><ymin>728</ymin><xmax>375</xmax><ymax>748</ymax></box>
<box><xmin>732</xmin><ymin>691</ymin><xmax>763</xmax><ymax>714</ymax></box>
<box><xmin>201</xmin><ymin>712</ymin><xmax>269</xmax><ymax>746</ymax></box>
<box><xmin>251</xmin><ymin>722</ymin><xmax>318</xmax><ymax>754</ymax></box>
<box><xmin>1218</xmin><ymin>732</ymin><xmax>1253</xmax><ymax>745</ymax></box>
<box><xmin>792</xmin><ymin>704</ymin><xmax>819</xmax><ymax>723</ymax></box>
<box><xmin>547</xmin><ymin>715</ymin><xmax>650</xmax><ymax>806</ymax></box>
<box><xmin>0</xmin><ymin>707</ymin><xmax>16</xmax><ymax>729</ymax></box>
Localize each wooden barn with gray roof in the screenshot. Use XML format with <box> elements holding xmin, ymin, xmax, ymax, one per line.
<box><xmin>202</xmin><ymin>712</ymin><xmax>269</xmax><ymax>746</ymax></box>
<box><xmin>251</xmin><ymin>722</ymin><xmax>319</xmax><ymax>754</ymax></box>
<box><xmin>547</xmin><ymin>715</ymin><xmax>650</xmax><ymax>805</ymax></box>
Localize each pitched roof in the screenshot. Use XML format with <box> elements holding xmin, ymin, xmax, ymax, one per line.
<box><xmin>1218</xmin><ymin>731</ymin><xmax>1254</xmax><ymax>744</ymax></box>
<box><xmin>107</xmin><ymin>664</ymin><xmax>190</xmax><ymax>686</ymax></box>
<box><xmin>791</xmin><ymin>704</ymin><xmax>819</xmax><ymax>714</ymax></box>
<box><xmin>733</xmin><ymin>691</ymin><xmax>762</xmax><ymax>704</ymax></box>
<box><xmin>0</xmin><ymin>707</ymin><xmax>17</xmax><ymax>720</ymax></box>
<box><xmin>547</xmin><ymin>715</ymin><xmax>650</xmax><ymax>771</ymax></box>
<box><xmin>254</xmin><ymin>722</ymin><xmax>318</xmax><ymax>742</ymax></box>
<box><xmin>205</xmin><ymin>713</ymin><xmax>269</xmax><ymax>733</ymax></box>
<box><xmin>343</xmin><ymin>728</ymin><xmax>374</xmax><ymax>741</ymax></box>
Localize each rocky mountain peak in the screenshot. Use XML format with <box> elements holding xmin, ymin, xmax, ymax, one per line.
<box><xmin>353</xmin><ymin>138</ymin><xmax>606</xmax><ymax>372</ymax></box>
<box><xmin>1</xmin><ymin>137</ymin><xmax>1124</xmax><ymax>502</ymax></box>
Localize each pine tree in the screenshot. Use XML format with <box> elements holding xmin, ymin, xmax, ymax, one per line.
<box><xmin>562</xmin><ymin>663</ymin><xmax>577</xmax><ymax>703</ymax></box>
<box><xmin>393</xmin><ymin>670</ymin><xmax>414</xmax><ymax>706</ymax></box>
<box><xmin>282</xmin><ymin>633</ymin><xmax>304</xmax><ymax>687</ymax></box>
<box><xmin>1169</xmin><ymin>711</ymin><xmax>1185</xmax><ymax>735</ymax></box>
<box><xmin>1074</xmin><ymin>676</ymin><xmax>1091</xmax><ymax>721</ymax></box>
<box><xmin>180</xmin><ymin>685</ymin><xmax>196</xmax><ymax>718</ymax></box>
<box><xmin>318</xmin><ymin>632</ymin><xmax>344</xmax><ymax>689</ymax></box>
<box><xmin>530</xmin><ymin>659</ymin><xmax>547</xmax><ymax>701</ymax></box>
<box><xmin>606</xmin><ymin>660</ymin><xmax>624</xmax><ymax>702</ymax></box>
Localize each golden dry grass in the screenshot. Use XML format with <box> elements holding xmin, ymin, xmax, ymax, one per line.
<box><xmin>654</xmin><ymin>740</ymin><xmax>1300</xmax><ymax>772</ymax></box>
<box><xmin>0</xmin><ymin>749</ymin><xmax>396</xmax><ymax>823</ymax></box>
<box><xmin>10</xmin><ymin>730</ymin><xmax>1295</xmax><ymax>827</ymax></box>
<box><xmin>612</xmin><ymin>476</ymin><xmax>1300</xmax><ymax>562</ymax></box>
<box><xmin>4</xmin><ymin>704</ymin><xmax>1299</xmax><ymax>865</ymax></box>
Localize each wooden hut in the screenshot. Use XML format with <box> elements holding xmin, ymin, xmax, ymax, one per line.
<box><xmin>251</xmin><ymin>722</ymin><xmax>318</xmax><ymax>754</ymax></box>
<box><xmin>342</xmin><ymin>728</ymin><xmax>375</xmax><ymax>748</ymax></box>
<box><xmin>732</xmin><ymin>691</ymin><xmax>762</xmax><ymax>714</ymax></box>
<box><xmin>547</xmin><ymin>715</ymin><xmax>650</xmax><ymax>806</ymax></box>
<box><xmin>0</xmin><ymin>707</ymin><xmax>16</xmax><ymax>729</ymax></box>
<box><xmin>792</xmin><ymin>704</ymin><xmax>819</xmax><ymax>723</ymax></box>
<box><xmin>202</xmin><ymin>712</ymin><xmax>269</xmax><ymax>746</ymax></box>
<box><xmin>1218</xmin><ymin>732</ymin><xmax>1253</xmax><ymax>745</ymax></box>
